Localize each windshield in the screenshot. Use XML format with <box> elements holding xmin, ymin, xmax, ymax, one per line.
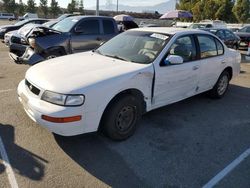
<box><xmin>14</xmin><ymin>19</ymin><xmax>30</xmax><ymax>26</ymax></box>
<box><xmin>96</xmin><ymin>31</ymin><xmax>169</xmax><ymax>64</ymax></box>
<box><xmin>52</xmin><ymin>17</ymin><xmax>79</xmax><ymax>32</ymax></box>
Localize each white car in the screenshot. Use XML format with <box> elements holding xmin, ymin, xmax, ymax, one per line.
<box><xmin>17</xmin><ymin>28</ymin><xmax>241</xmax><ymax>140</ymax></box>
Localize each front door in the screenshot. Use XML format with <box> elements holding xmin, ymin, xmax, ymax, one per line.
<box><xmin>71</xmin><ymin>19</ymin><xmax>102</xmax><ymax>53</ymax></box>
<box><xmin>153</xmin><ymin>35</ymin><xmax>201</xmax><ymax>108</ymax></box>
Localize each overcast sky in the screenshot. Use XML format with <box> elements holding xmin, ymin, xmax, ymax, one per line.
<box><xmin>21</xmin><ymin>0</ymin><xmax>169</xmax><ymax>8</ymax></box>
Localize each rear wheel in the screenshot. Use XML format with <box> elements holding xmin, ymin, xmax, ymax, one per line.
<box><xmin>209</xmin><ymin>71</ymin><xmax>230</xmax><ymax>98</ymax></box>
<box><xmin>102</xmin><ymin>94</ymin><xmax>142</xmax><ymax>141</ymax></box>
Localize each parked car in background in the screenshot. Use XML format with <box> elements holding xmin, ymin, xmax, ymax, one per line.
<box><xmin>234</xmin><ymin>26</ymin><xmax>250</xmax><ymax>50</ymax></box>
<box><xmin>189</xmin><ymin>20</ymin><xmax>227</xmax><ymax>29</ymax></box>
<box><xmin>17</xmin><ymin>28</ymin><xmax>241</xmax><ymax>140</ymax></box>
<box><xmin>18</xmin><ymin>13</ymin><xmax>38</xmax><ymax>21</ymax></box>
<box><xmin>5</xmin><ymin>23</ymin><xmax>43</xmax><ymax>57</ymax></box>
<box><xmin>0</xmin><ymin>18</ymin><xmax>49</xmax><ymax>41</ymax></box>
<box><xmin>201</xmin><ymin>28</ymin><xmax>240</xmax><ymax>49</ymax></box>
<box><xmin>10</xmin><ymin>16</ymin><xmax>119</xmax><ymax>65</ymax></box>
<box><xmin>0</xmin><ymin>12</ymin><xmax>15</xmax><ymax>20</ymax></box>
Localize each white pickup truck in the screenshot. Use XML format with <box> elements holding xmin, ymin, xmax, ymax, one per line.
<box><xmin>17</xmin><ymin>28</ymin><xmax>241</xmax><ymax>140</ymax></box>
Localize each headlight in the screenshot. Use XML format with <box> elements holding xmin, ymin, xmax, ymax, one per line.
<box><xmin>41</xmin><ymin>91</ymin><xmax>85</xmax><ymax>106</ymax></box>
<box><xmin>28</xmin><ymin>38</ymin><xmax>36</xmax><ymax>48</ymax></box>
<box><xmin>0</xmin><ymin>28</ymin><xmax>7</xmax><ymax>32</ymax></box>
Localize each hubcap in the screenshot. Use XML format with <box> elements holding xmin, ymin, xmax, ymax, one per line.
<box><xmin>217</xmin><ymin>75</ymin><xmax>229</xmax><ymax>96</ymax></box>
<box><xmin>115</xmin><ymin>105</ymin><xmax>137</xmax><ymax>133</ymax></box>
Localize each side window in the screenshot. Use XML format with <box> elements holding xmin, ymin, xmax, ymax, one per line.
<box><xmin>76</xmin><ymin>20</ymin><xmax>100</xmax><ymax>35</ymax></box>
<box><xmin>168</xmin><ymin>35</ymin><xmax>196</xmax><ymax>62</ymax></box>
<box><xmin>216</xmin><ymin>30</ymin><xmax>225</xmax><ymax>40</ymax></box>
<box><xmin>215</xmin><ymin>39</ymin><xmax>224</xmax><ymax>55</ymax></box>
<box><xmin>103</xmin><ymin>20</ymin><xmax>115</xmax><ymax>34</ymax></box>
<box><xmin>197</xmin><ymin>35</ymin><xmax>217</xmax><ymax>58</ymax></box>
<box><xmin>225</xmin><ymin>30</ymin><xmax>235</xmax><ymax>40</ymax></box>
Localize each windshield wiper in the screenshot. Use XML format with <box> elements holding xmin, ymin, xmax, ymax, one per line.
<box><xmin>104</xmin><ymin>54</ymin><xmax>130</xmax><ymax>62</ymax></box>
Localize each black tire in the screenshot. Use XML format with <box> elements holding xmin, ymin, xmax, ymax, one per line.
<box><xmin>209</xmin><ymin>71</ymin><xmax>230</xmax><ymax>99</ymax></box>
<box><xmin>102</xmin><ymin>94</ymin><xmax>142</xmax><ymax>141</ymax></box>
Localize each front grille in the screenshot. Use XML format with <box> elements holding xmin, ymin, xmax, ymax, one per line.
<box><xmin>25</xmin><ymin>79</ymin><xmax>40</xmax><ymax>96</ymax></box>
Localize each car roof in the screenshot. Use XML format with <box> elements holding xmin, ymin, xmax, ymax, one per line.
<box><xmin>130</xmin><ymin>27</ymin><xmax>212</xmax><ymax>35</ymax></box>
<box><xmin>25</xmin><ymin>18</ymin><xmax>49</xmax><ymax>21</ymax></box>
<box><xmin>66</xmin><ymin>15</ymin><xmax>114</xmax><ymax>20</ymax></box>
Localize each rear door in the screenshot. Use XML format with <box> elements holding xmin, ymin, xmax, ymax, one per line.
<box><xmin>153</xmin><ymin>35</ymin><xmax>201</xmax><ymax>108</ymax></box>
<box><xmin>196</xmin><ymin>34</ymin><xmax>226</xmax><ymax>92</ymax></box>
<box><xmin>70</xmin><ymin>18</ymin><xmax>101</xmax><ymax>53</ymax></box>
<box><xmin>100</xmin><ymin>19</ymin><xmax>117</xmax><ymax>42</ymax></box>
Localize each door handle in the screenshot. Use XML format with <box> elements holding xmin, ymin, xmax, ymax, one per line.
<box><xmin>192</xmin><ymin>65</ymin><xmax>199</xmax><ymax>70</ymax></box>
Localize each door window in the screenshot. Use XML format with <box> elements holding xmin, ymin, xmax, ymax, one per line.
<box><xmin>103</xmin><ymin>20</ymin><xmax>115</xmax><ymax>34</ymax></box>
<box><xmin>197</xmin><ymin>35</ymin><xmax>217</xmax><ymax>58</ymax></box>
<box><xmin>216</xmin><ymin>30</ymin><xmax>225</xmax><ymax>40</ymax></box>
<box><xmin>168</xmin><ymin>36</ymin><xmax>197</xmax><ymax>62</ymax></box>
<box><xmin>76</xmin><ymin>20</ymin><xmax>100</xmax><ymax>35</ymax></box>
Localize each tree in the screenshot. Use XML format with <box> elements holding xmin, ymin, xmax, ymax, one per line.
<box><xmin>17</xmin><ymin>0</ymin><xmax>25</xmax><ymax>16</ymax></box>
<box><xmin>192</xmin><ymin>1</ymin><xmax>205</xmax><ymax>22</ymax></box>
<box><xmin>50</xmin><ymin>0</ymin><xmax>61</xmax><ymax>18</ymax></box>
<box><xmin>233</xmin><ymin>0</ymin><xmax>250</xmax><ymax>23</ymax></box>
<box><xmin>26</xmin><ymin>0</ymin><xmax>36</xmax><ymax>13</ymax></box>
<box><xmin>39</xmin><ymin>0</ymin><xmax>48</xmax><ymax>18</ymax></box>
<box><xmin>78</xmin><ymin>0</ymin><xmax>84</xmax><ymax>14</ymax></box>
<box><xmin>67</xmin><ymin>0</ymin><xmax>76</xmax><ymax>13</ymax></box>
<box><xmin>215</xmin><ymin>0</ymin><xmax>236</xmax><ymax>23</ymax></box>
<box><xmin>203</xmin><ymin>0</ymin><xmax>220</xmax><ymax>20</ymax></box>
<box><xmin>2</xmin><ymin>0</ymin><xmax>16</xmax><ymax>13</ymax></box>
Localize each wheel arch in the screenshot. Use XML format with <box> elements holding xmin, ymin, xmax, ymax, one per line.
<box><xmin>98</xmin><ymin>88</ymin><xmax>146</xmax><ymax>131</ymax></box>
<box><xmin>44</xmin><ymin>46</ymin><xmax>67</xmax><ymax>56</ymax></box>
<box><xmin>223</xmin><ymin>66</ymin><xmax>233</xmax><ymax>80</ymax></box>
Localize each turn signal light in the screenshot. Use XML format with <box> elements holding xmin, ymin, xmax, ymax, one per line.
<box><xmin>41</xmin><ymin>115</ymin><xmax>82</xmax><ymax>123</ymax></box>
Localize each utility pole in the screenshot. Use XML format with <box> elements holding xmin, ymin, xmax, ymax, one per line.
<box><xmin>116</xmin><ymin>0</ymin><xmax>118</xmax><ymax>13</ymax></box>
<box><xmin>96</xmin><ymin>0</ymin><xmax>99</xmax><ymax>16</ymax></box>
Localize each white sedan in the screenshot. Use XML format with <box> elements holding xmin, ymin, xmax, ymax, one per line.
<box><xmin>17</xmin><ymin>28</ymin><xmax>241</xmax><ymax>140</ymax></box>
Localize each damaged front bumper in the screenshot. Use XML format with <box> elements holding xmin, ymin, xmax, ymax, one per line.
<box><xmin>9</xmin><ymin>47</ymin><xmax>45</xmax><ymax>65</ymax></box>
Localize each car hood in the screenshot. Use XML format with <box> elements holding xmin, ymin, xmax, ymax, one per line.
<box><xmin>26</xmin><ymin>52</ymin><xmax>149</xmax><ymax>93</ymax></box>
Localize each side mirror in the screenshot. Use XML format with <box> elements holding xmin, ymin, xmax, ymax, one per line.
<box><xmin>162</xmin><ymin>55</ymin><xmax>183</xmax><ymax>66</ymax></box>
<box><xmin>74</xmin><ymin>27</ymin><xmax>84</xmax><ymax>33</ymax></box>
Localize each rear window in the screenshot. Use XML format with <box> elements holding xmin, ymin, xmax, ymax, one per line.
<box><xmin>103</xmin><ymin>20</ymin><xmax>115</xmax><ymax>34</ymax></box>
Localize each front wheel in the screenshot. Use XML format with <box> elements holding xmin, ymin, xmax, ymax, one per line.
<box><xmin>209</xmin><ymin>71</ymin><xmax>230</xmax><ymax>98</ymax></box>
<box><xmin>102</xmin><ymin>94</ymin><xmax>142</xmax><ymax>141</ymax></box>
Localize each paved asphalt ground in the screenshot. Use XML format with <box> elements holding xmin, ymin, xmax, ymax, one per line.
<box><xmin>0</xmin><ymin>20</ymin><xmax>250</xmax><ymax>188</ymax></box>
